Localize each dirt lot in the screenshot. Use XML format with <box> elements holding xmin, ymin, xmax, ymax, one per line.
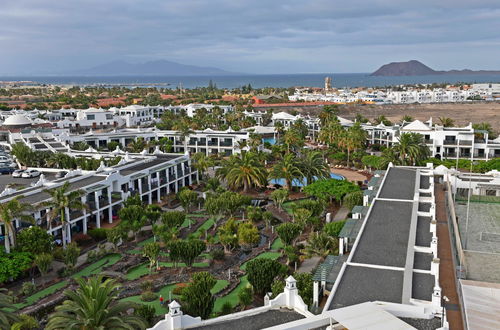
<box><xmin>336</xmin><ymin>102</ymin><xmax>500</xmax><ymax>129</ymax></box>
<box><xmin>262</xmin><ymin>101</ymin><xmax>500</xmax><ymax>132</ymax></box>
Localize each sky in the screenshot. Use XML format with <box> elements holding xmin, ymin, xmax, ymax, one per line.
<box><xmin>1</xmin><ymin>0</ymin><xmax>499</xmax><ymax>75</ymax></box>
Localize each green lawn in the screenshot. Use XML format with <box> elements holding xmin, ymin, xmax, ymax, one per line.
<box><xmin>214</xmin><ymin>275</ymin><xmax>249</xmax><ymax>312</ymax></box>
<box><xmin>138</xmin><ymin>237</ymin><xmax>154</xmax><ymax>247</ymax></box>
<box><xmin>271</xmin><ymin>238</ymin><xmax>284</xmax><ymax>250</ymax></box>
<box><xmin>240</xmin><ymin>252</ymin><xmax>281</xmax><ymax>271</ymax></box>
<box><xmin>126</xmin><ymin>261</ymin><xmax>210</xmax><ymax>281</ymax></box>
<box><xmin>193</xmin><ymin>218</ymin><xmax>215</xmax><ymax>238</ymax></box>
<box><xmin>282</xmin><ymin>201</ymin><xmax>296</xmax><ymax>216</ymax></box>
<box><xmin>211</xmin><ymin>279</ymin><xmax>229</xmax><ymax>295</ymax></box>
<box><xmin>72</xmin><ymin>253</ymin><xmax>122</xmax><ymax>279</ymax></box>
<box><xmin>121</xmin><ymin>283</ymin><xmax>178</xmax><ymax>316</ymax></box>
<box><xmin>13</xmin><ymin>280</ymin><xmax>69</xmax><ymax>310</ymax></box>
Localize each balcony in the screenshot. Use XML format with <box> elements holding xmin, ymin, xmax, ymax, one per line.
<box><xmin>111</xmin><ymin>192</ymin><xmax>122</xmax><ymax>203</ymax></box>
<box><xmin>220</xmin><ymin>141</ymin><xmax>233</xmax><ymax>147</ymax></box>
<box><xmin>443</xmin><ymin>152</ymin><xmax>457</xmax><ymax>158</ymax></box>
<box><xmin>424</xmin><ymin>139</ymin><xmax>433</xmax><ymax>144</ymax></box>
<box><xmin>207</xmin><ymin>141</ymin><xmax>218</xmax><ymax>146</ymax></box>
<box><xmin>141</xmin><ymin>184</ymin><xmax>150</xmax><ymax>192</ymax></box>
<box><xmin>443</xmin><ymin>139</ymin><xmax>457</xmax><ymax>146</ymax></box>
<box><xmin>459</xmin><ymin>140</ymin><xmax>473</xmax><ymax>146</ymax></box>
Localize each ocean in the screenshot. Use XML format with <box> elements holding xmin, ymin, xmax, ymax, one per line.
<box><xmin>1</xmin><ymin>73</ymin><xmax>500</xmax><ymax>89</ymax></box>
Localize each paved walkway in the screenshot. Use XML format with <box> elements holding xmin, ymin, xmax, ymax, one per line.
<box><xmin>435</xmin><ymin>183</ymin><xmax>464</xmax><ymax>330</ymax></box>
<box><xmin>330</xmin><ymin>168</ymin><xmax>368</xmax><ymax>183</ymax></box>
<box><xmin>333</xmin><ymin>206</ymin><xmax>350</xmax><ymax>222</ymax></box>
<box><xmin>297</xmin><ymin>256</ymin><xmax>321</xmax><ymax>274</ymax></box>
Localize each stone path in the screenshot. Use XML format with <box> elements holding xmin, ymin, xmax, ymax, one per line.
<box><xmin>296</xmin><ymin>256</ymin><xmax>321</xmax><ymax>274</ymax></box>
<box><xmin>333</xmin><ymin>206</ymin><xmax>350</xmax><ymax>222</ymax></box>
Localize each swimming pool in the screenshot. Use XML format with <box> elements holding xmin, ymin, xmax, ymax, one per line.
<box><xmin>269</xmin><ymin>172</ymin><xmax>344</xmax><ymax>187</ymax></box>
<box><xmin>262</xmin><ymin>137</ymin><xmax>277</xmax><ymax>145</ymax></box>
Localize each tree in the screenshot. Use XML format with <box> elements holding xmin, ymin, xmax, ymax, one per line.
<box><xmin>71</xmin><ymin>141</ymin><xmax>90</xmax><ymax>151</ymax></box>
<box><xmin>42</xmin><ymin>182</ymin><xmax>87</xmax><ymax>248</ymax></box>
<box><xmin>473</xmin><ymin>122</ymin><xmax>496</xmax><ymax>139</ymax></box>
<box><xmin>299</xmin><ymin>150</ymin><xmax>329</xmax><ymax>185</ymax></box>
<box><xmin>338</xmin><ymin>123</ymin><xmax>366</xmax><ymax>167</ymax></box>
<box><xmin>118</xmin><ymin>205</ymin><xmax>147</xmax><ymax>242</ymax></box>
<box><xmin>270</xmin><ymin>189</ymin><xmax>288</xmax><ymax>210</ymax></box>
<box><xmin>144</xmin><ymin>204</ymin><xmax>162</xmax><ymax>227</ymax></box>
<box><xmin>373</xmin><ymin>115</ymin><xmax>392</xmax><ymax>126</ymax></box>
<box><xmin>237</xmin><ymin>222</ymin><xmax>260</xmax><ymax>249</ymax></box>
<box><xmin>62</xmin><ymin>242</ymin><xmax>80</xmax><ymax>269</ymax></box>
<box><xmin>217</xmin><ymin>152</ymin><xmax>267</xmax><ymax>192</ymax></box>
<box><xmin>127</xmin><ymin>137</ymin><xmax>147</xmax><ymax>153</ymax></box>
<box><xmin>304</xmin><ymin>179</ymin><xmax>360</xmax><ymax>203</ymax></box>
<box><xmin>302</xmin><ymin>231</ymin><xmax>337</xmax><ymax>258</ymax></box>
<box><xmin>402</xmin><ymin>115</ymin><xmax>414</xmax><ymax>123</ymax></box>
<box><xmin>173</xmin><ymin>120</ymin><xmax>194</xmax><ymax>152</ymax></box>
<box><xmin>324</xmin><ymin>220</ymin><xmax>346</xmax><ymax>238</ymax></box>
<box><xmin>439</xmin><ymin>117</ymin><xmax>454</xmax><ymax>127</ymax></box>
<box><xmin>276</xmin><ymin>222</ymin><xmax>302</xmax><ymax>246</ymax></box>
<box><xmin>46</xmin><ymin>276</ymin><xmax>147</xmax><ymax>330</ymax></box>
<box><xmin>238</xmin><ymin>286</ymin><xmax>253</xmax><ymax>309</ymax></box>
<box><xmin>181</xmin><ymin>272</ymin><xmax>216</xmax><ymax>319</ymax></box>
<box><xmin>246</xmin><ymin>258</ymin><xmax>287</xmax><ymax>296</ymax></box>
<box><xmin>361</xmin><ymin>154</ymin><xmax>383</xmax><ymax>170</ymax></box>
<box><xmin>161</xmin><ymin>211</ymin><xmax>186</xmax><ymax>228</ymax></box>
<box><xmin>262</xmin><ymin>211</ymin><xmax>273</xmax><ymax>229</ymax></box>
<box><xmin>393</xmin><ymin>132</ymin><xmax>430</xmax><ymax>165</ymax></box>
<box><xmin>106</xmin><ymin>226</ymin><xmax>126</xmax><ymax>251</ymax></box>
<box><xmin>11</xmin><ymin>314</ymin><xmax>39</xmax><ymax>330</ymax></box>
<box><xmin>269</xmin><ymin>154</ymin><xmax>304</xmax><ymax>190</ymax></box>
<box><xmin>343</xmin><ymin>191</ymin><xmax>363</xmax><ymax>210</ymax></box>
<box><xmin>0</xmin><ymin>251</ymin><xmax>33</xmax><ymax>284</ymax></box>
<box><xmin>169</xmin><ymin>239</ymin><xmax>205</xmax><ymax>267</ymax></box>
<box><xmin>192</xmin><ymin>153</ymin><xmax>214</xmax><ymax>180</ymax></box>
<box><xmin>107</xmin><ymin>141</ymin><xmax>121</xmax><ymax>151</ymax></box>
<box><xmin>123</xmin><ymin>194</ymin><xmax>143</xmax><ymax>207</ymax></box>
<box><xmin>0</xmin><ymin>197</ymin><xmax>34</xmax><ymax>253</ymax></box>
<box><xmin>178</xmin><ymin>188</ymin><xmax>199</xmax><ymax>213</ymax></box>
<box><xmin>0</xmin><ymin>288</ymin><xmax>19</xmax><ymax>328</ymax></box>
<box><xmin>294</xmin><ymin>273</ymin><xmax>313</xmax><ymax>307</ymax></box>
<box><xmin>11</xmin><ymin>143</ymin><xmax>35</xmax><ymax>167</ymax></box>
<box><xmin>34</xmin><ymin>253</ymin><xmax>53</xmax><ymax>285</ymax></box>
<box><xmin>142</xmin><ymin>242</ymin><xmax>160</xmax><ymax>274</ymax></box>
<box><xmin>17</xmin><ymin>226</ymin><xmax>53</xmax><ymax>256</ymax></box>
<box><xmin>218</xmin><ymin>219</ymin><xmax>239</xmax><ymax>253</ymax></box>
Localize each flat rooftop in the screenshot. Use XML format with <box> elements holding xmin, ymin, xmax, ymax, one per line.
<box><xmin>189</xmin><ymin>309</ymin><xmax>305</xmax><ymax>330</ymax></box>
<box><xmin>325</xmin><ymin>166</ymin><xmax>437</xmax><ymax>311</ymax></box>
<box><xmin>118</xmin><ymin>155</ymin><xmax>181</xmax><ymax>176</ymax></box>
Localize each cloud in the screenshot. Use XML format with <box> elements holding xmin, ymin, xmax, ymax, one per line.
<box><xmin>0</xmin><ymin>0</ymin><xmax>499</xmax><ymax>74</ymax></box>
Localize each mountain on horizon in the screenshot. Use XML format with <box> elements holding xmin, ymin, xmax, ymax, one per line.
<box><xmin>70</xmin><ymin>59</ymin><xmax>237</xmax><ymax>76</ymax></box>
<box><xmin>371</xmin><ymin>60</ymin><xmax>500</xmax><ymax>76</ymax></box>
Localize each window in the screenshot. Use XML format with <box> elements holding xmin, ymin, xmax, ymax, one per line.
<box><xmin>106</xmin><ymin>114</ymin><xmax>113</xmax><ymax>120</ymax></box>
<box><xmin>87</xmin><ymin>114</ymin><xmax>95</xmax><ymax>120</ymax></box>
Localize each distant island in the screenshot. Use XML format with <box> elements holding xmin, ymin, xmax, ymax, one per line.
<box><xmin>371</xmin><ymin>60</ymin><xmax>500</xmax><ymax>76</ymax></box>
<box><xmin>70</xmin><ymin>59</ymin><xmax>237</xmax><ymax>76</ymax></box>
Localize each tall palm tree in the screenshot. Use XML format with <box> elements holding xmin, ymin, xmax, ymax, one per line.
<box><xmin>173</xmin><ymin>120</ymin><xmax>194</xmax><ymax>153</ymax></box>
<box><xmin>127</xmin><ymin>137</ymin><xmax>147</xmax><ymax>153</ymax></box>
<box><xmin>46</xmin><ymin>276</ymin><xmax>147</xmax><ymax>330</ymax></box>
<box><xmin>338</xmin><ymin>123</ymin><xmax>367</xmax><ymax>167</ymax></box>
<box><xmin>0</xmin><ymin>197</ymin><xmax>33</xmax><ymax>253</ymax></box>
<box><xmin>318</xmin><ymin>119</ymin><xmax>343</xmax><ymax>148</ymax></box>
<box><xmin>373</xmin><ymin>115</ymin><xmax>392</xmax><ymax>126</ymax></box>
<box><xmin>192</xmin><ymin>152</ymin><xmax>214</xmax><ymax>180</ymax></box>
<box><xmin>217</xmin><ymin>152</ymin><xmax>267</xmax><ymax>192</ymax></box>
<box><xmin>439</xmin><ymin>117</ymin><xmax>454</xmax><ymax>127</ymax></box>
<box><xmin>0</xmin><ymin>288</ymin><xmax>19</xmax><ymax>327</ymax></box>
<box><xmin>42</xmin><ymin>182</ymin><xmax>88</xmax><ymax>248</ymax></box>
<box><xmin>269</xmin><ymin>154</ymin><xmax>304</xmax><ymax>190</ymax></box>
<box><xmin>394</xmin><ymin>133</ymin><xmax>430</xmax><ymax>165</ymax></box>
<box><xmin>299</xmin><ymin>150</ymin><xmax>329</xmax><ymax>184</ymax></box>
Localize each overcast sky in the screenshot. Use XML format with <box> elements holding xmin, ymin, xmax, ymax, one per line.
<box><xmin>1</xmin><ymin>0</ymin><xmax>499</xmax><ymax>75</ymax></box>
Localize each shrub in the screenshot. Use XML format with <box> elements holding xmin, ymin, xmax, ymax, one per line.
<box><xmin>11</xmin><ymin>314</ymin><xmax>40</xmax><ymax>330</ymax></box>
<box><xmin>219</xmin><ymin>302</ymin><xmax>233</xmax><ymax>315</ymax></box>
<box><xmin>324</xmin><ymin>220</ymin><xmax>346</xmax><ymax>238</ymax></box>
<box><xmin>140</xmin><ymin>291</ymin><xmax>158</xmax><ymax>302</ymax></box>
<box><xmin>238</xmin><ymin>285</ymin><xmax>253</xmax><ymax>308</ymax></box>
<box><xmin>209</xmin><ymin>248</ymin><xmax>225</xmax><ymax>261</ymax></box>
<box><xmin>246</xmin><ymin>258</ymin><xmax>287</xmax><ymax>296</ymax></box>
<box><xmin>52</xmin><ymin>247</ymin><xmax>65</xmax><ymax>261</ymax></box>
<box><xmin>140</xmin><ymin>280</ymin><xmax>154</xmax><ymax>293</ymax></box>
<box><xmin>172</xmin><ymin>283</ymin><xmax>187</xmax><ymax>296</ymax></box>
<box><xmin>16</xmin><ymin>226</ymin><xmax>53</xmax><ymax>255</ymax></box>
<box><xmin>88</xmin><ymin>228</ymin><xmax>108</xmax><ymax>242</ymax></box>
<box><xmin>20</xmin><ymin>281</ymin><xmax>36</xmax><ymax>296</ymax></box>
<box><xmin>134</xmin><ymin>304</ymin><xmax>156</xmax><ymax>326</ymax></box>
<box><xmin>72</xmin><ymin>233</ymin><xmax>93</xmax><ymax>246</ymax></box>
<box><xmin>63</xmin><ymin>242</ymin><xmax>81</xmax><ymax>267</ymax></box>
<box><xmin>0</xmin><ymin>251</ymin><xmax>34</xmax><ymax>284</ymax></box>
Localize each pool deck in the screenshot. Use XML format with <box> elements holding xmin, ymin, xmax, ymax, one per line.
<box><xmin>330</xmin><ymin>168</ymin><xmax>369</xmax><ymax>183</ymax></box>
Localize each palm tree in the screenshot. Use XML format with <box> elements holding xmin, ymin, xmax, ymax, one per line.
<box><xmin>393</xmin><ymin>133</ymin><xmax>430</xmax><ymax>165</ymax></box>
<box><xmin>269</xmin><ymin>154</ymin><xmax>304</xmax><ymax>190</ymax></box>
<box><xmin>217</xmin><ymin>152</ymin><xmax>267</xmax><ymax>192</ymax></box>
<box><xmin>299</xmin><ymin>150</ymin><xmax>329</xmax><ymax>184</ymax></box>
<box><xmin>318</xmin><ymin>118</ymin><xmax>343</xmax><ymax>147</ymax></box>
<box><xmin>338</xmin><ymin>123</ymin><xmax>367</xmax><ymax>167</ymax></box>
<box><xmin>0</xmin><ymin>197</ymin><xmax>33</xmax><ymax>253</ymax></box>
<box><xmin>46</xmin><ymin>276</ymin><xmax>147</xmax><ymax>330</ymax></box>
<box><xmin>373</xmin><ymin>115</ymin><xmax>392</xmax><ymax>126</ymax></box>
<box><xmin>0</xmin><ymin>288</ymin><xmax>19</xmax><ymax>327</ymax></box>
<box><xmin>127</xmin><ymin>137</ymin><xmax>147</xmax><ymax>153</ymax></box>
<box><xmin>301</xmin><ymin>231</ymin><xmax>338</xmax><ymax>258</ymax></box>
<box><xmin>173</xmin><ymin>120</ymin><xmax>194</xmax><ymax>153</ymax></box>
<box><xmin>42</xmin><ymin>182</ymin><xmax>88</xmax><ymax>248</ymax></box>
<box><xmin>192</xmin><ymin>152</ymin><xmax>214</xmax><ymax>180</ymax></box>
<box><xmin>439</xmin><ymin>117</ymin><xmax>454</xmax><ymax>127</ymax></box>
<box><xmin>402</xmin><ymin>115</ymin><xmax>414</xmax><ymax>123</ymax></box>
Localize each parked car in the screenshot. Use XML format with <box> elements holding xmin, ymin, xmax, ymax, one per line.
<box><xmin>0</xmin><ymin>167</ymin><xmax>15</xmax><ymax>175</ymax></box>
<box><xmin>12</xmin><ymin>169</ymin><xmax>25</xmax><ymax>178</ymax></box>
<box><xmin>55</xmin><ymin>171</ymin><xmax>68</xmax><ymax>179</ymax></box>
<box><xmin>21</xmin><ymin>169</ymin><xmax>41</xmax><ymax>178</ymax></box>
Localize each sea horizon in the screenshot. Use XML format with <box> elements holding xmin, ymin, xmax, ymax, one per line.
<box><xmin>1</xmin><ymin>73</ymin><xmax>500</xmax><ymax>89</ymax></box>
